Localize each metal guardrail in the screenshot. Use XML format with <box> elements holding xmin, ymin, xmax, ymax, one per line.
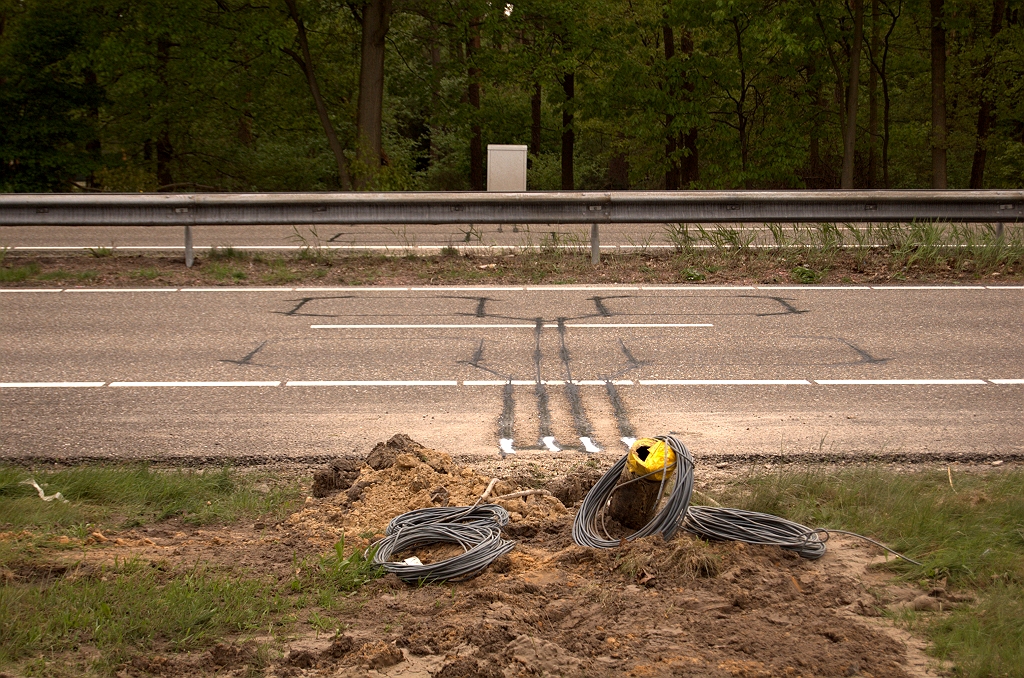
<box><xmin>2</xmin><ymin>190</ymin><xmax>1021</xmax><ymax>266</ymax></box>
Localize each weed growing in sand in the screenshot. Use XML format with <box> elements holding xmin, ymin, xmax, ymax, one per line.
<box><xmin>710</xmin><ymin>467</ymin><xmax>1024</xmax><ymax>677</ymax></box>
<box><xmin>288</xmin><ymin>538</ymin><xmax>382</xmax><ymax>605</ymax></box>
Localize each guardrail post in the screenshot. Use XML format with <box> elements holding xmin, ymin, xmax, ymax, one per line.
<box><xmin>590</xmin><ymin>223</ymin><xmax>600</xmax><ymax>265</ymax></box>
<box><xmin>184</xmin><ymin>224</ymin><xmax>194</xmax><ymax>268</ymax></box>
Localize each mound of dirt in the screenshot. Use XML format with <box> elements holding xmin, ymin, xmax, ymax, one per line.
<box><xmin>311</xmin><ymin>457</ymin><xmax>362</xmax><ymax>498</ymax></box>
<box><xmin>288</xmin><ymin>438</ymin><xmax>567</xmax><ymax>550</ymax></box>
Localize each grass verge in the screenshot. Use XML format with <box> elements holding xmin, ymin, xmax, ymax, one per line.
<box><xmin>0</xmin><ymin>465</ymin><xmax>384</xmax><ymax>676</ymax></box>
<box><xmin>707</xmin><ymin>466</ymin><xmax>1024</xmax><ymax>677</ymax></box>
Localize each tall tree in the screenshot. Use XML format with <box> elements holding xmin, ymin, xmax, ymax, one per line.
<box><xmin>841</xmin><ymin>0</ymin><xmax>864</xmax><ymax>189</ymax></box>
<box><xmin>969</xmin><ymin>0</ymin><xmax>1006</xmax><ymax>189</ymax></box>
<box><xmin>282</xmin><ymin>0</ymin><xmax>352</xmax><ymax>190</ymax></box>
<box><xmin>930</xmin><ymin>0</ymin><xmax>947</xmax><ymax>188</ymax></box>
<box><xmin>355</xmin><ymin>0</ymin><xmax>393</xmax><ymax>189</ymax></box>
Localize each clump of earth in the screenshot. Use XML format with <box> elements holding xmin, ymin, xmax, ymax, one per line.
<box><xmin>56</xmin><ymin>434</ymin><xmax>943</xmax><ymax>677</ymax></box>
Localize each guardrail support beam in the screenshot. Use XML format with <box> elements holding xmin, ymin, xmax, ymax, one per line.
<box><xmin>591</xmin><ymin>223</ymin><xmax>600</xmax><ymax>265</ymax></box>
<box><xmin>184</xmin><ymin>225</ymin><xmax>194</xmax><ymax>268</ymax></box>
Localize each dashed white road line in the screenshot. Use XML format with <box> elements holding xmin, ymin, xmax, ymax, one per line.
<box><xmin>311</xmin><ymin>323</ymin><xmax>713</xmax><ymax>330</ymax></box>
<box><xmin>109</xmin><ymin>381</ymin><xmax>282</xmax><ymax>387</ymax></box>
<box><xmin>3</xmin><ymin>285</ymin><xmax>1019</xmax><ymax>294</ymax></box>
<box><xmin>1</xmin><ymin>378</ymin><xmax>1019</xmax><ymax>389</ymax></box>
<box><xmin>639</xmin><ymin>379</ymin><xmax>812</xmax><ymax>385</ymax></box>
<box><xmin>286</xmin><ymin>380</ymin><xmax>459</xmax><ymax>386</ymax></box>
<box><xmin>0</xmin><ymin>382</ymin><xmax>106</xmax><ymax>388</ymax></box>
<box><xmin>814</xmin><ymin>379</ymin><xmax>988</xmax><ymax>385</ymax></box>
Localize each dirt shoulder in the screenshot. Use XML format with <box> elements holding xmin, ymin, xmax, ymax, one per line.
<box><xmin>1</xmin><ymin>247</ymin><xmax>1019</xmax><ymax>288</ymax></box>
<box><xmin>4</xmin><ymin>436</ymin><xmax>976</xmax><ymax>677</ymax></box>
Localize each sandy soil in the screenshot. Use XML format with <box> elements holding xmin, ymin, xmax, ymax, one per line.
<box><xmin>7</xmin><ymin>436</ymin><xmax>958</xmax><ymax>678</ymax></box>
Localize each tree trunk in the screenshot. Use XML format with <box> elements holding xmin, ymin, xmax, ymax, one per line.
<box><xmin>531</xmin><ymin>82</ymin><xmax>542</xmax><ymax>156</ymax></box>
<box><xmin>356</xmin><ymin>0</ymin><xmax>392</xmax><ymax>189</ymax></box>
<box><xmin>283</xmin><ymin>0</ymin><xmax>351</xmax><ymax>190</ymax></box>
<box><xmin>429</xmin><ymin>29</ymin><xmax>442</xmax><ymax>165</ymax></box>
<box><xmin>970</xmin><ymin>0</ymin><xmax>1006</xmax><ymax>189</ymax></box>
<box><xmin>867</xmin><ymin>0</ymin><xmax>879</xmax><ymax>188</ymax></box>
<box><xmin>561</xmin><ymin>72</ymin><xmax>574</xmax><ymax>190</ymax></box>
<box><xmin>156</xmin><ymin>37</ymin><xmax>173</xmax><ymax>189</ymax></box>
<box><xmin>679</xmin><ymin>29</ymin><xmax>698</xmax><ymax>186</ymax></box>
<box><xmin>468</xmin><ymin>18</ymin><xmax>483</xmax><ymax>190</ymax></box>
<box><xmin>841</xmin><ymin>0</ymin><xmax>864</xmax><ymax>189</ymax></box>
<box><xmin>664</xmin><ymin>24</ymin><xmax>679</xmax><ymax>190</ymax></box>
<box><xmin>930</xmin><ymin>0</ymin><xmax>947</xmax><ymax>189</ymax></box>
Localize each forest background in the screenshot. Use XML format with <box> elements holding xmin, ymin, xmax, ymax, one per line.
<box><xmin>1</xmin><ymin>0</ymin><xmax>1022</xmax><ymax>194</ymax></box>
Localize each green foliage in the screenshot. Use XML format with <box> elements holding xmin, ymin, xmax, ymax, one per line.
<box><xmin>710</xmin><ymin>467</ymin><xmax>1024</xmax><ymax>677</ymax></box>
<box><xmin>790</xmin><ymin>265</ymin><xmax>824</xmax><ymax>283</ymax></box>
<box><xmin>0</xmin><ymin>465</ymin><xmax>299</xmax><ymax>531</ymax></box>
<box><xmin>1</xmin><ymin>0</ymin><xmax>1020</xmax><ymax>193</ymax></box>
<box><xmin>0</xmin><ymin>559</ymin><xmax>283</xmax><ymax>669</ymax></box>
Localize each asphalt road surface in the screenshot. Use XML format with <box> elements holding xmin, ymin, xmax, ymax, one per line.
<box><xmin>1</xmin><ymin>284</ymin><xmax>1021</xmax><ymax>466</ymax></box>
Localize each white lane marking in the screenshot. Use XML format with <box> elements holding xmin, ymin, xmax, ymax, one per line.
<box><xmin>463</xmin><ymin>380</ymin><xmax>538</xmax><ymax>386</ymax></box>
<box><xmin>815</xmin><ymin>379</ymin><xmax>987</xmax><ymax>385</ymax></box>
<box><xmin>293</xmin><ymin>287</ymin><xmax>408</xmax><ymax>291</ymax></box>
<box><xmin>312</xmin><ymin>324</ymin><xmax>535</xmax><ymax>329</ymax></box>
<box><xmin>639</xmin><ymin>379</ymin><xmax>811</xmax><ymax>385</ymax></box>
<box><xmin>311</xmin><ymin>323</ymin><xmax>712</xmax><ymax>330</ymax></box>
<box><xmin>621</xmin><ymin>436</ymin><xmax>637</xmax><ymax>448</ymax></box>
<box><xmin>0</xmin><ymin>382</ymin><xmax>105</xmax><ymax>388</ymax></box>
<box><xmin>567</xmin><ymin>323</ymin><xmax>712</xmax><ymax>328</ymax></box>
<box><xmin>871</xmin><ymin>285</ymin><xmax>986</xmax><ymax>290</ymax></box>
<box><xmin>109</xmin><ymin>381</ymin><xmax>281</xmax><ymax>387</ymax></box>
<box><xmin>180</xmin><ymin>287</ymin><xmax>292</xmax><ymax>292</ymax></box>
<box><xmin>499</xmin><ymin>439</ymin><xmax>516</xmax><ymax>456</ymax></box>
<box><xmin>3</xmin><ymin>378</ymin><xmax>1014</xmax><ymax>389</ymax></box>
<box><xmin>580</xmin><ymin>437</ymin><xmax>600</xmax><ymax>453</ymax></box>
<box><xmin>286</xmin><ymin>380</ymin><xmax>458</xmax><ymax>386</ymax></box>
<box><xmin>7</xmin><ymin>285</ymin><xmax>1016</xmax><ymax>294</ymax></box>
<box><xmin>756</xmin><ymin>286</ymin><xmax>872</xmax><ymax>290</ymax></box>
<box><xmin>642</xmin><ymin>285</ymin><xmax>756</xmax><ymax>290</ymax></box>
<box><xmin>542</xmin><ymin>436</ymin><xmax>560</xmax><ymax>452</ymax></box>
<box><xmin>525</xmin><ymin>285</ymin><xmax>640</xmax><ymax>291</ymax></box>
<box><xmin>0</xmin><ymin>289</ymin><xmax>63</xmax><ymax>293</ymax></box>
<box><xmin>63</xmin><ymin>288</ymin><xmax>178</xmax><ymax>293</ymax></box>
<box><xmin>408</xmin><ymin>286</ymin><xmax>526</xmax><ymax>291</ymax></box>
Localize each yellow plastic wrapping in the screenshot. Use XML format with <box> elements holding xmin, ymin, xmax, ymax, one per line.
<box><xmin>626</xmin><ymin>437</ymin><xmax>676</xmax><ymax>481</ymax></box>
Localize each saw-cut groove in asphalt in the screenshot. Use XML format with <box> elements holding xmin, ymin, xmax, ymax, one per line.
<box><xmin>277</xmin><ymin>296</ymin><xmax>352</xmax><ymax>317</ymax></box>
<box><xmin>740</xmin><ymin>295</ymin><xmax>809</xmax><ymax>316</ymax></box>
<box><xmin>793</xmin><ymin>335</ymin><xmax>892</xmax><ymax>366</ymax></box>
<box><xmin>556</xmin><ymin>318</ymin><xmax>597</xmax><ymax>449</ymax></box>
<box><xmin>219</xmin><ymin>341</ymin><xmax>268</xmax><ymax>366</ymax></box>
<box><xmin>533</xmin><ymin>318</ymin><xmax>555</xmax><ymax>444</ymax></box>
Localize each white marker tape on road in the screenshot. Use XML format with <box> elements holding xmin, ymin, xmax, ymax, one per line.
<box><xmin>542</xmin><ymin>436</ymin><xmax>560</xmax><ymax>452</ymax></box>
<box><xmin>286</xmin><ymin>380</ymin><xmax>457</xmax><ymax>386</ymax></box>
<box><xmin>815</xmin><ymin>379</ymin><xmax>987</xmax><ymax>385</ymax></box>
<box><xmin>988</xmin><ymin>379</ymin><xmax>1024</xmax><ymax>384</ymax></box>
<box><xmin>499</xmin><ymin>439</ymin><xmax>516</xmax><ymax>456</ymax></box>
<box><xmin>463</xmin><ymin>380</ymin><xmax>537</xmax><ymax>386</ymax></box>
<box><xmin>109</xmin><ymin>381</ymin><xmax>281</xmax><ymax>387</ymax></box>
<box><xmin>639</xmin><ymin>379</ymin><xmax>811</xmax><ymax>385</ymax></box>
<box><xmin>0</xmin><ymin>382</ymin><xmax>105</xmax><ymax>388</ymax></box>
<box><xmin>579</xmin><ymin>437</ymin><xmax>600</xmax><ymax>453</ymax></box>
<box><xmin>621</xmin><ymin>437</ymin><xmax>637</xmax><ymax>448</ymax></box>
